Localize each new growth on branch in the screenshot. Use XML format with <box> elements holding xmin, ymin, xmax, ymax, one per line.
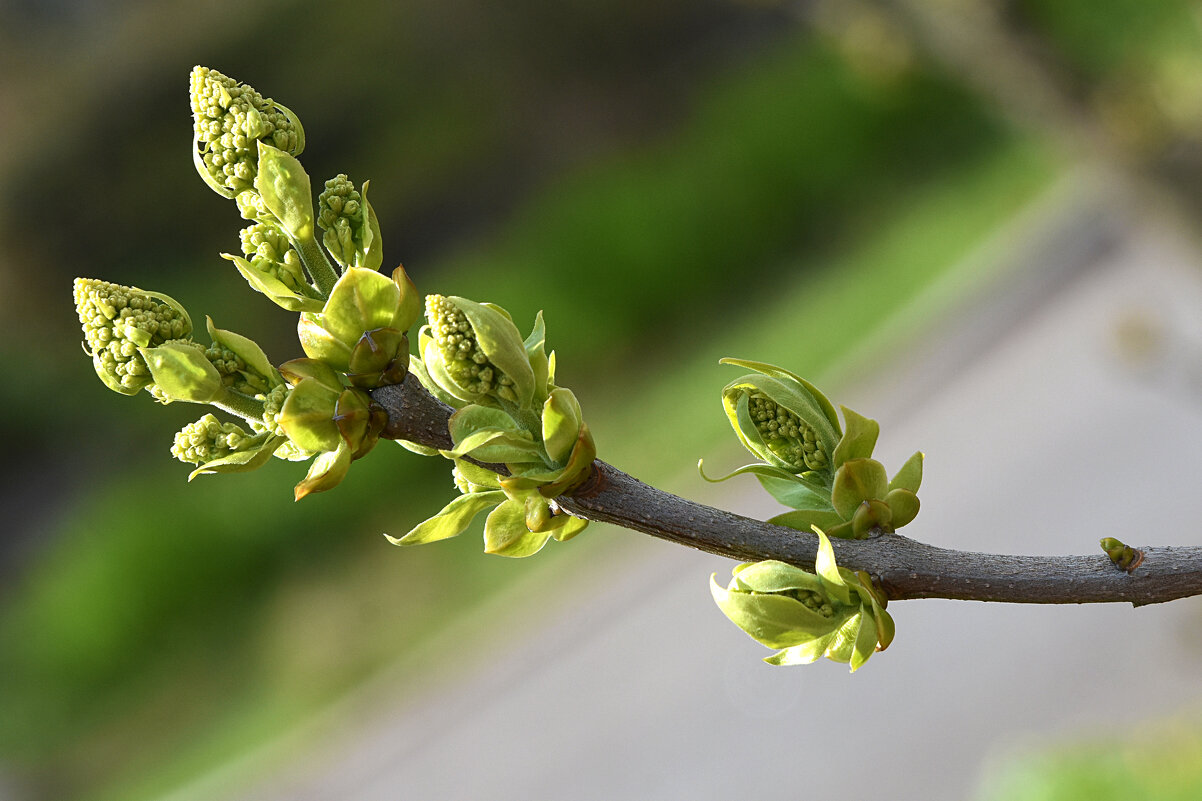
<box><xmin>73</xmin><ymin>68</ymin><xmax>1202</xmax><ymax>674</ymax></box>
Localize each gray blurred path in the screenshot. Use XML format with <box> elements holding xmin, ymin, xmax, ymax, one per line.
<box><xmin>174</xmin><ymin>183</ymin><xmax>1202</xmax><ymax>801</ymax></box>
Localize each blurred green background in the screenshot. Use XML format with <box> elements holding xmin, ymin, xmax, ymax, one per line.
<box><xmin>3</xmin><ymin>0</ymin><xmax>1202</xmax><ymax>799</ymax></box>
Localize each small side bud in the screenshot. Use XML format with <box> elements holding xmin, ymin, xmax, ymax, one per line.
<box><xmin>1100</xmin><ymin>537</ymin><xmax>1144</xmax><ymax>573</ymax></box>
<box><xmin>239</xmin><ymin>223</ymin><xmax>309</xmax><ymax>288</ymax></box>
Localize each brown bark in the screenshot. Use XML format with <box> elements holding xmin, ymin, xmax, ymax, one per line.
<box><xmin>373</xmin><ymin>377</ymin><xmax>1202</xmax><ymax>606</ymax></box>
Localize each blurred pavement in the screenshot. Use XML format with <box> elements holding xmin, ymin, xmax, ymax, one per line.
<box><xmin>169</xmin><ymin>177</ymin><xmax>1202</xmax><ymax>801</ymax></box>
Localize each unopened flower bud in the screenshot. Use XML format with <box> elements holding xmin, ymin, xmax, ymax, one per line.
<box><xmin>317</xmin><ymin>174</ymin><xmax>382</xmax><ymax>271</ymax></box>
<box><xmin>711</xmin><ymin>530</ymin><xmax>894</xmax><ymax>671</ymax></box>
<box><xmin>171</xmin><ymin>413</ymin><xmax>253</xmax><ymax>465</ymax></box>
<box><xmin>190</xmin><ymin>66</ymin><xmax>304</xmax><ymax>197</ymax></box>
<box><xmin>75</xmin><ymin>278</ymin><xmax>192</xmax><ymax>395</ymax></box>
<box><xmin>422</xmin><ymin>294</ymin><xmax>534</xmax><ymax>407</ymax></box>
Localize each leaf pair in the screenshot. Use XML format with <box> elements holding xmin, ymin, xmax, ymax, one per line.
<box><xmin>297</xmin><ymin>265</ymin><xmax>419</xmax><ymax>387</ymax></box>
<box><xmin>385</xmin><ymin>460</ymin><xmax>588</xmax><ymax>558</ymax></box>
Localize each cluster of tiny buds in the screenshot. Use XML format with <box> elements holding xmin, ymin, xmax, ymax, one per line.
<box><xmin>427</xmin><ymin>295</ymin><xmax>514</xmax><ymax>397</ymax></box>
<box><xmin>74</xmin><ymin>279</ymin><xmax>190</xmax><ymax>390</ymax></box>
<box><xmin>205</xmin><ymin>344</ymin><xmax>269</xmax><ymax>395</ymax></box>
<box><xmin>451</xmin><ymin>463</ymin><xmax>491</xmax><ymax>495</ymax></box>
<box><xmin>171</xmin><ymin>414</ymin><xmax>252</xmax><ymax>465</ymax></box>
<box><xmin>240</xmin><ymin>223</ymin><xmax>290</xmax><ymax>262</ymax></box>
<box><xmin>259</xmin><ymin>383</ymin><xmax>290</xmax><ymax>436</ymax></box>
<box><xmin>784</xmin><ymin>588</ymin><xmax>836</xmax><ymax>618</ymax></box>
<box><xmin>748</xmin><ymin>394</ymin><xmax>827</xmax><ymax>472</ymax></box>
<box><xmin>190</xmin><ymin>66</ymin><xmax>301</xmax><ymax>194</ymax></box>
<box><xmin>317</xmin><ymin>174</ymin><xmax>362</xmax><ymax>230</ymax></box>
<box><xmin>239</xmin><ymin>223</ymin><xmax>306</xmax><ymax>290</ymax></box>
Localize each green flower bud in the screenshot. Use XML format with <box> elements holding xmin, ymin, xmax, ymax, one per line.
<box><xmin>205</xmin><ymin>343</ymin><xmax>267</xmax><ymax>395</ymax></box>
<box><xmin>711</xmin><ymin>530</ymin><xmax>894</xmax><ymax>671</ymax></box>
<box><xmin>239</xmin><ymin>222</ymin><xmax>307</xmax><ymax>290</ymax></box>
<box><xmin>75</xmin><ymin>278</ymin><xmax>193</xmax><ymax>395</ymax></box>
<box><xmin>235</xmin><ymin>189</ymin><xmax>274</xmax><ymax>223</ymax></box>
<box><xmin>422</xmin><ymin>295</ymin><xmax>535</xmax><ymax>407</ymax></box>
<box><xmin>273</xmin><ymin>439</ymin><xmax>315</xmax><ymax>462</ymax></box>
<box><xmin>259</xmin><ymin>382</ymin><xmax>291</xmax><ymax>437</ymax></box>
<box><xmin>224</xmin><ymin>251</ymin><xmax>325</xmax><ymax>313</ymax></box>
<box><xmin>171</xmin><ymin>413</ymin><xmax>254</xmax><ymax>465</ymax></box>
<box><xmin>203</xmin><ymin>316</ymin><xmax>282</xmax><ymax>396</ymax></box>
<box><xmin>720</xmin><ymin>361</ymin><xmax>841</xmax><ymax>478</ymax></box>
<box><xmin>713</xmin><ymin>359</ymin><xmax>923</xmax><ymax>539</ymax></box>
<box><xmin>747</xmin><ymin>393</ymin><xmax>828</xmax><ymax>471</ymax></box>
<box><xmin>317</xmin><ymin>174</ymin><xmax>383</xmax><ymax>272</ymax></box>
<box><xmin>190</xmin><ymin>66</ymin><xmax>304</xmax><ymax>198</ymax></box>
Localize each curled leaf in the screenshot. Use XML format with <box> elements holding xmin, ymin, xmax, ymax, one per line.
<box><xmin>293</xmin><ymin>441</ymin><xmax>352</xmax><ymax>500</ymax></box>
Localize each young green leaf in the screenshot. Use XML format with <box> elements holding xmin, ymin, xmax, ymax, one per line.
<box><xmin>386</xmin><ymin>490</ymin><xmax>506</xmax><ymax>546</ymax></box>
<box><xmin>831</xmin><ymin>458</ymin><xmax>888</xmax><ymax>519</ymax></box>
<box><xmin>889</xmin><ymin>450</ymin><xmax>924</xmax><ymax>494</ymax></box>
<box><xmin>831</xmin><ymin>406</ymin><xmax>879</xmax><ymax>468</ymax></box>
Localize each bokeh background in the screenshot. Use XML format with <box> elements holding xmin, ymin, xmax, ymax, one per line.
<box><xmin>4</xmin><ymin>0</ymin><xmax>1202</xmax><ymax>799</ymax></box>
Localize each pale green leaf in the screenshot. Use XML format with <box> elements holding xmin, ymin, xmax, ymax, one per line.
<box><xmin>385</xmin><ymin>490</ymin><xmax>505</xmax><ymax>546</ymax></box>
<box><xmin>542</xmin><ymin>387</ymin><xmax>582</xmax><ymax>465</ymax></box>
<box><xmin>813</xmin><ymin>527</ymin><xmax>851</xmax><ymax>605</ymax></box>
<box><xmin>484</xmin><ymin>498</ymin><xmax>550</xmax><ymax>557</ymax></box>
<box><xmin>831</xmin><ymin>458</ymin><xmax>889</xmax><ymax>519</ymax></box>
<box><xmin>767</xmin><ymin>509</ymin><xmax>845</xmax><ymax>533</ymax></box>
<box><xmin>320</xmin><ymin>267</ymin><xmax>403</xmax><ymax>345</ymax></box>
<box><xmin>884</xmin><ymin>488</ymin><xmax>920</xmax><ymax>529</ymax></box>
<box><xmin>255</xmin><ymin>142</ymin><xmax>315</xmax><ymax>242</ymax></box>
<box><xmin>889</xmin><ymin>450</ymin><xmax>924</xmax><ymax>494</ymax></box>
<box><xmin>831</xmin><ymin>406</ymin><xmax>879</xmax><ymax>468</ymax></box>
<box><xmin>278</xmin><ymin>378</ymin><xmax>341</xmax><ymax>452</ymax></box>
<box><xmin>140</xmin><ymin>342</ymin><xmax>223</xmax><ymax>403</ymax></box>
<box><xmin>719</xmin><ymin>357</ymin><xmax>842</xmax><ymax>435</ymax></box>
<box><xmin>206</xmin><ymin>316</ymin><xmax>278</xmax><ymax>383</ymax></box>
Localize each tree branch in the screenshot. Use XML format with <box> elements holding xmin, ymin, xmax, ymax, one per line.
<box><xmin>372</xmin><ymin>377</ymin><xmax>1202</xmax><ymax>606</ymax></box>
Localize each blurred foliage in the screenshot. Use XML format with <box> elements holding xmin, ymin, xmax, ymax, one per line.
<box><xmin>6</xmin><ymin>0</ymin><xmax>1187</xmax><ymax>798</ymax></box>
<box><xmin>1010</xmin><ymin>0</ymin><xmax>1195</xmax><ymax>80</ymax></box>
<box><xmin>978</xmin><ymin>714</ymin><xmax>1202</xmax><ymax>801</ymax></box>
<box><xmin>442</xmin><ymin>42</ymin><xmax>1004</xmax><ymax>367</ymax></box>
<box><xmin>1008</xmin><ymin>0</ymin><xmax>1202</xmax><ymax>165</ymax></box>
